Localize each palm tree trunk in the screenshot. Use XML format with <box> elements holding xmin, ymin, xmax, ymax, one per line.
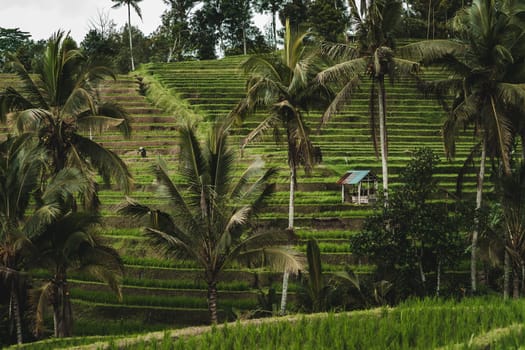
<box><xmin>280</xmin><ymin>165</ymin><xmax>296</xmax><ymax>315</ymax></box>
<box><xmin>426</xmin><ymin>0</ymin><xmax>432</xmax><ymax>39</ymax></box>
<box><xmin>378</xmin><ymin>78</ymin><xmax>388</xmax><ymax>203</ymax></box>
<box><xmin>243</xmin><ymin>25</ymin><xmax>247</xmax><ymax>56</ymax></box>
<box><xmin>288</xmin><ymin>166</ymin><xmax>296</xmax><ymax>230</ymax></box>
<box><xmin>279</xmin><ymin>270</ymin><xmax>290</xmax><ymax>315</ymax></box>
<box><xmin>127</xmin><ymin>4</ymin><xmax>135</xmax><ymax>71</ymax></box>
<box><xmin>207</xmin><ymin>281</ymin><xmax>218</xmax><ymax>324</ymax></box>
<box><xmin>504</xmin><ymin>249</ymin><xmax>511</xmax><ymax>299</ymax></box>
<box><xmin>10</xmin><ymin>284</ymin><xmax>23</xmax><ymax>345</ymax></box>
<box><xmin>272</xmin><ymin>11</ymin><xmax>277</xmax><ymax>49</ymax></box>
<box><xmin>53</xmin><ymin>270</ymin><xmax>73</xmax><ymax>337</ymax></box>
<box><xmin>521</xmin><ymin>262</ymin><xmax>525</xmax><ymax>295</ymax></box>
<box><xmin>436</xmin><ymin>259</ymin><xmax>441</xmax><ymax>297</ymax></box>
<box><xmin>513</xmin><ymin>267</ymin><xmax>520</xmax><ymax>298</ymax></box>
<box><xmin>471</xmin><ymin>137</ymin><xmax>486</xmax><ymax>293</ymax></box>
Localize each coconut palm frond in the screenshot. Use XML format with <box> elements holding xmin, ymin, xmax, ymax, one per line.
<box><xmin>235</xmin><ymin>166</ymin><xmax>278</xmax><ymax>206</ymax></box>
<box><xmin>316</xmin><ymin>58</ymin><xmax>368</xmax><ymax>85</ymax></box>
<box><xmin>333</xmin><ymin>269</ymin><xmax>362</xmax><ymax>291</ymax></box>
<box><xmin>80</xmin><ymin>263</ymin><xmax>123</xmax><ymax>301</ymax></box>
<box><xmin>443</xmin><ymin>95</ymin><xmax>479</xmax><ymax>159</ymax></box>
<box><xmin>72</xmin><ymin>134</ymin><xmax>133</xmax><ymax>193</ymax></box>
<box><xmin>208</xmin><ymin>124</ymin><xmax>236</xmax><ymax>199</ymax></box>
<box><xmin>13</xmin><ymin>108</ymin><xmax>52</xmax><ymax>134</ymax></box>
<box><xmin>78</xmin><ymin>245</ymin><xmax>123</xmax><ymax>300</ymax></box>
<box><xmin>95</xmin><ymin>102</ymin><xmax>132</xmax><ymax>138</ymax></box>
<box><xmin>231</xmin><ymin>157</ymin><xmax>266</xmax><ymax>198</ymax></box>
<box><xmin>151</xmin><ymin>161</ymin><xmax>195</xmax><ymax>225</ymax></box>
<box><xmin>320</xmin><ymin>76</ymin><xmax>361</xmax><ymax>126</ymax></box>
<box><xmin>115</xmin><ymin>196</ymin><xmax>154</xmax><ymax>220</ymax></box>
<box><xmin>223</xmin><ymin>206</ymin><xmax>251</xmax><ymax>240</ymax></box>
<box><xmin>40</xmin><ymin>167</ymin><xmax>89</xmax><ymax>205</ymax></box>
<box><xmin>455</xmin><ymin>142</ymin><xmax>481</xmax><ymax>197</ymax></box>
<box><xmin>416</xmin><ymin>77</ymin><xmax>463</xmax><ymax>112</ymax></box>
<box><xmin>229</xmin><ymin>229</ymin><xmax>294</xmax><ymax>254</ymax></box>
<box><xmin>31</xmin><ymin>281</ymin><xmax>54</xmax><ymax>337</ymax></box>
<box><xmin>320</xmin><ymin>42</ymin><xmax>360</xmax><ymax>60</ymax></box>
<box><xmin>119</xmin><ymin>200</ymin><xmax>178</xmax><ymax>235</ymax></box>
<box><xmin>246</xmin><ymin>77</ymin><xmax>283</xmax><ymax>109</ymax></box>
<box><xmin>392</xmin><ymin>58</ymin><xmax>420</xmax><ymax>77</ymax></box>
<box><xmin>237</xmin><ymin>246</ymin><xmax>304</xmax><ymax>275</ymax></box>
<box><xmin>143</xmin><ymin>226</ymin><xmax>200</xmax><ymax>263</ymax></box>
<box><xmin>397</xmin><ymin>40</ymin><xmax>465</xmax><ymax>63</ymax></box>
<box><xmin>241</xmin><ymin>54</ymin><xmax>282</xmax><ymax>82</ymax></box>
<box><xmin>23</xmin><ymin>204</ymin><xmax>63</xmax><ymax>237</ymax></box>
<box><xmin>6</xmin><ymin>54</ymin><xmax>48</xmax><ymax>110</ymax></box>
<box><xmin>0</xmin><ymin>87</ymin><xmax>34</xmax><ymax>124</ymax></box>
<box><xmin>242</xmin><ymin>115</ymin><xmax>280</xmax><ymax>150</ymax></box>
<box><xmin>84</xmin><ymin>65</ymin><xmax>117</xmax><ymax>86</ymax></box>
<box><xmin>497</xmin><ymin>83</ymin><xmax>525</xmax><ymax>113</ymax></box>
<box><xmin>76</xmin><ymin>115</ymin><xmax>127</xmax><ymax>135</ymax></box>
<box><xmin>178</xmin><ymin>122</ymin><xmax>208</xmax><ymax>189</ymax></box>
<box><xmin>62</xmin><ymin>87</ymin><xmax>96</xmax><ymax>118</ymax></box>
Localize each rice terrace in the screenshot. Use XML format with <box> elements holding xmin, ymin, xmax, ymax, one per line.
<box><xmin>2</xmin><ymin>0</ymin><xmax>525</xmax><ymax>348</ymax></box>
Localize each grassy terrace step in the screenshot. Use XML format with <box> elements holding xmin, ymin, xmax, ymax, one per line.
<box><xmin>69</xmin><ymin>281</ymin><xmax>265</xmax><ymax>305</ymax></box>
<box><xmin>72</xmin><ymin>300</ymin><xmax>219</xmax><ymax>326</ymax></box>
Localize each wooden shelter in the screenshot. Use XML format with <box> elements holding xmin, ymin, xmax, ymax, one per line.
<box><xmin>337</xmin><ymin>170</ymin><xmax>378</xmax><ymax>204</ymax></box>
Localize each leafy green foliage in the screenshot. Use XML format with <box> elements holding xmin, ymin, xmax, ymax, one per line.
<box><xmin>350</xmin><ymin>148</ymin><xmax>465</xmax><ymax>300</ymax></box>
<box><xmin>306</xmin><ymin>0</ymin><xmax>348</xmax><ymax>42</ymax></box>
<box><xmin>0</xmin><ymin>31</ymin><xmax>133</xmax><ymax>206</ymax></box>
<box><xmin>0</xmin><ymin>28</ymin><xmax>31</xmax><ymax>71</ymax></box>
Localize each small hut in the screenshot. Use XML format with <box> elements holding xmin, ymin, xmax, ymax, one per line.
<box><xmin>337</xmin><ymin>170</ymin><xmax>378</xmax><ymax>204</ymax></box>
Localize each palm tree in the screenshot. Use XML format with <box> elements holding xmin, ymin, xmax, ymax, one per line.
<box><xmin>0</xmin><ymin>135</ymin><xmax>45</xmax><ymax>345</ymax></box>
<box><xmin>0</xmin><ymin>135</ymin><xmax>94</xmax><ymax>342</ymax></box>
<box><xmin>399</xmin><ymin>0</ymin><xmax>525</xmax><ymax>294</ymax></box>
<box><xmin>111</xmin><ymin>0</ymin><xmax>144</xmax><ymax>71</ymax></box>
<box><xmin>117</xmin><ymin>119</ymin><xmax>303</xmax><ymax>324</ymax></box>
<box><xmin>30</xmin><ymin>211</ymin><xmax>124</xmax><ymax>338</ymax></box>
<box><xmin>317</xmin><ymin>0</ymin><xmax>419</xmax><ymax>202</ymax></box>
<box><xmin>231</xmin><ymin>19</ymin><xmax>331</xmax><ymax>314</ymax></box>
<box><xmin>0</xmin><ymin>31</ymin><xmax>133</xmax><ymax>209</ymax></box>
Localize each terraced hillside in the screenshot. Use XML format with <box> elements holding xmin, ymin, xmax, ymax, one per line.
<box><xmin>0</xmin><ymin>56</ymin><xmax>479</xmax><ymax>334</ymax></box>
<box><xmin>141</xmin><ymin>56</ymin><xmax>480</xmax><ymax>222</ymax></box>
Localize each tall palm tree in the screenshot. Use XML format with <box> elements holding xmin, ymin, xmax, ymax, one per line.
<box><xmin>0</xmin><ymin>31</ymin><xmax>133</xmax><ymax>209</ymax></box>
<box><xmin>399</xmin><ymin>0</ymin><xmax>525</xmax><ymax>294</ymax></box>
<box><xmin>231</xmin><ymin>19</ymin><xmax>331</xmax><ymax>314</ymax></box>
<box><xmin>0</xmin><ymin>135</ymin><xmax>44</xmax><ymax>345</ymax></box>
<box><xmin>317</xmin><ymin>0</ymin><xmax>419</xmax><ymax>202</ymax></box>
<box><xmin>117</xmin><ymin>119</ymin><xmax>303</xmax><ymax>324</ymax></box>
<box><xmin>0</xmin><ymin>135</ymin><xmax>93</xmax><ymax>342</ymax></box>
<box><xmin>111</xmin><ymin>0</ymin><xmax>144</xmax><ymax>71</ymax></box>
<box><xmin>30</xmin><ymin>211</ymin><xmax>124</xmax><ymax>338</ymax></box>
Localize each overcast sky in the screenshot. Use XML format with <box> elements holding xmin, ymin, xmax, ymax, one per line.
<box><xmin>2</xmin><ymin>1</ymin><xmax>272</xmax><ymax>44</ymax></box>
<box><xmin>1</xmin><ymin>0</ymin><xmax>169</xmax><ymax>43</ymax></box>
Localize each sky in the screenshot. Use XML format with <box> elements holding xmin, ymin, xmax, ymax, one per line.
<box><xmin>2</xmin><ymin>0</ymin><xmax>170</xmax><ymax>43</ymax></box>
<box><xmin>2</xmin><ymin>0</ymin><xmax>271</xmax><ymax>44</ymax></box>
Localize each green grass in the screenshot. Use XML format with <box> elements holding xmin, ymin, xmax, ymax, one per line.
<box><xmin>46</xmin><ymin>297</ymin><xmax>525</xmax><ymax>350</ymax></box>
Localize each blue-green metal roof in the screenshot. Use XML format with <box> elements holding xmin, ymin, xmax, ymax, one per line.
<box><xmin>337</xmin><ymin>170</ymin><xmax>377</xmax><ymax>185</ymax></box>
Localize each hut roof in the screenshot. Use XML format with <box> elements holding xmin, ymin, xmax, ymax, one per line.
<box><xmin>336</xmin><ymin>170</ymin><xmax>377</xmax><ymax>185</ymax></box>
